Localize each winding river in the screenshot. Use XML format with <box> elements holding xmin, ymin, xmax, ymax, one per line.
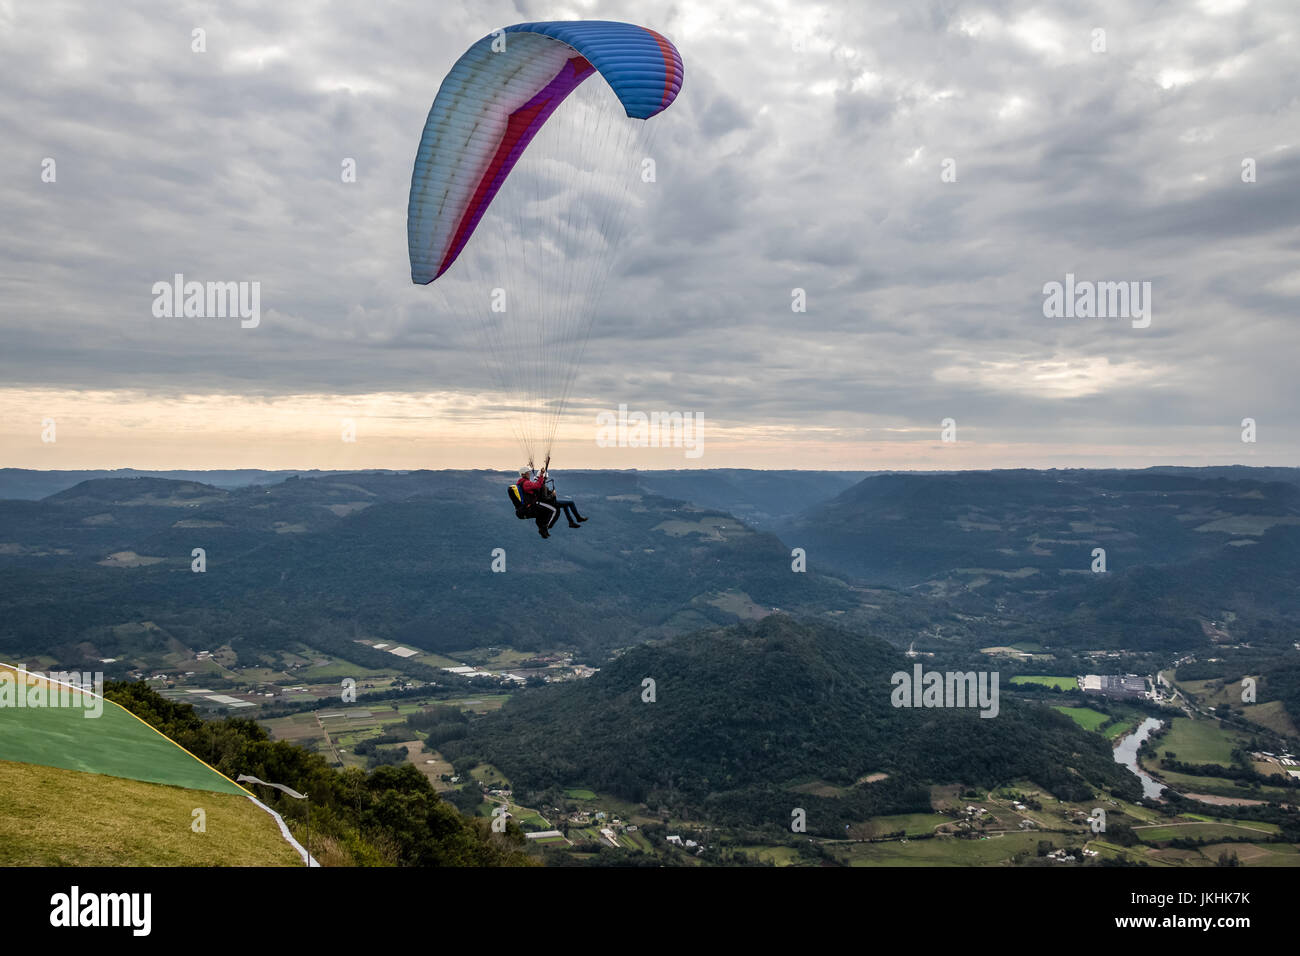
<box><xmin>1113</xmin><ymin>717</ymin><xmax>1166</xmax><ymax>799</ymax></box>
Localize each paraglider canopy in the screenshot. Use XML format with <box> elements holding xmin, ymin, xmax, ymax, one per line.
<box><xmin>409</xmin><ymin>20</ymin><xmax>683</xmax><ymax>284</ymax></box>
<box><xmin>407</xmin><ymin>21</ymin><xmax>683</xmax><ymax>470</ymax></box>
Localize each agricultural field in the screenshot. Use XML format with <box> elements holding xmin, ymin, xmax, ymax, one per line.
<box><xmin>234</xmin><ymin>667</ymin><xmax>289</xmax><ymax>683</ymax></box>
<box><xmin>1135</xmin><ymin>821</ymin><xmax>1277</xmax><ymax>843</ymax></box>
<box><xmin>1063</xmin><ymin>703</ymin><xmax>1151</xmax><ymax>741</ymax></box>
<box><xmin>1117</xmin><ymin>837</ymin><xmax>1300</xmax><ymax>868</ymax></box>
<box><xmin>408</xmin><ymin>747</ymin><xmax>455</xmax><ymax>789</ymax></box>
<box><xmin>298</xmin><ymin>659</ymin><xmax>390</xmax><ymax>681</ymax></box>
<box><xmin>854</xmin><ymin>813</ymin><xmax>950</xmax><ymax>838</ymax></box>
<box><xmin>1101</xmin><ymin>715</ymin><xmax>1144</xmax><ymax>740</ymax></box>
<box><xmin>354</xmin><ymin>641</ymin><xmax>463</xmax><ymax>670</ymax></box>
<box><xmin>1089</xmin><ymin>839</ymin><xmax>1164</xmax><ymax>866</ymax></box>
<box><xmin>930</xmin><ymin>783</ymin><xmax>980</xmax><ymax>809</ymax></box>
<box><xmin>1053</xmin><ymin>706</ymin><xmax>1110</xmax><ymax>731</ymax></box>
<box><xmin>512</xmin><ymin>808</ymin><xmax>550</xmax><ymax>830</ymax></box>
<box><xmin>1147</xmin><ymin>765</ymin><xmax>1293</xmax><ymax>801</ymax></box>
<box><xmin>834</xmin><ymin>832</ymin><xmax>1049</xmax><ymax>866</ymax></box>
<box><xmin>1178</xmin><ymin>814</ymin><xmax>1281</xmax><ymax>833</ymax></box>
<box><xmin>618</xmin><ymin>829</ymin><xmax>653</xmax><ymax>852</ymax></box>
<box><xmin>1153</xmin><ymin>717</ymin><xmax>1243</xmax><ymax>765</ymax></box>
<box><xmin>530</xmin><ymin>834</ymin><xmax>569</xmax><ymax>847</ymax></box>
<box><xmin>262</xmin><ymin>696</ymin><xmax>494</xmax><ymax>769</ymax></box>
<box><xmin>261</xmin><ymin>711</ymin><xmax>329</xmax><ymax>744</ymax></box>
<box><xmin>1094</xmin><ymin>798</ymin><xmax>1164</xmax><ymax>826</ymax></box>
<box><xmin>415</xmin><ymin>651</ymin><xmax>466</xmax><ymax>668</ymax></box>
<box><xmin>440</xmin><ymin>695</ymin><xmax>510</xmax><ymax>713</ymax></box>
<box><xmin>451</xmin><ymin>646</ymin><xmax>536</xmax><ymax>668</ymax></box>
<box><xmin>569</xmin><ymin>826</ymin><xmax>610</xmax><ymax>845</ymax></box>
<box><xmin>733</xmin><ymin>844</ymin><xmax>802</xmax><ymax>866</ymax></box>
<box><xmin>1195</xmin><ymin>843</ymin><xmax>1300</xmax><ymax>866</ymax></box>
<box><xmin>1011</xmin><ymin>675</ymin><xmax>1076</xmax><ymax>690</ymax></box>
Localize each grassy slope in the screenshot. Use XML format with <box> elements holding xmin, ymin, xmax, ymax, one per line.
<box><xmin>0</xmin><ymin>759</ymin><xmax>302</xmax><ymax>866</ymax></box>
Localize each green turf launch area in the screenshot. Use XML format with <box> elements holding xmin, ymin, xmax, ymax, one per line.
<box><xmin>0</xmin><ymin>666</ymin><xmax>246</xmax><ymax>795</ymax></box>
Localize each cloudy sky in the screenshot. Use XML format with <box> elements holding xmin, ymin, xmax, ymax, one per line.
<box><xmin>1</xmin><ymin>0</ymin><xmax>1297</xmax><ymax>471</ymax></box>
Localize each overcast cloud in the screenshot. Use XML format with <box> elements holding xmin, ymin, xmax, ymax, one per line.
<box><xmin>1</xmin><ymin>0</ymin><xmax>1297</xmax><ymax>469</ymax></box>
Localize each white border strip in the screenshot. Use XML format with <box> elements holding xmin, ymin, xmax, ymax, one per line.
<box><xmin>245</xmin><ymin>795</ymin><xmax>321</xmax><ymax>867</ymax></box>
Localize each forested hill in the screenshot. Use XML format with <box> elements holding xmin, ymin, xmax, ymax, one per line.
<box><xmin>445</xmin><ymin>615</ymin><xmax>1141</xmax><ymax>832</ymax></box>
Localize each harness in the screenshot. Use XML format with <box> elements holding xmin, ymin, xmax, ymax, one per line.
<box><xmin>507</xmin><ymin>483</ymin><xmax>533</xmax><ymax>519</ymax></box>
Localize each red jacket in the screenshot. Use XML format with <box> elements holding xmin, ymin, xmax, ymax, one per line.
<box><xmin>519</xmin><ymin>475</ymin><xmax>545</xmax><ymax>497</ymax></box>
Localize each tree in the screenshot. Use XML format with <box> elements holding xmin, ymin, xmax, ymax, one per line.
<box><xmin>102</xmin><ymin>680</ymin><xmax>535</xmax><ymax>867</ymax></box>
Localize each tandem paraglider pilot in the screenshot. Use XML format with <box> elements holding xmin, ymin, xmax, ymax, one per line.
<box><xmin>408</xmin><ymin>21</ymin><xmax>681</xmax><ymax>544</ymax></box>
<box><xmin>508</xmin><ymin>467</ymin><xmax>587</xmax><ymax>539</ymax></box>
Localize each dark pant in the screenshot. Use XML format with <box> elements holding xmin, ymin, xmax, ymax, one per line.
<box><xmin>532</xmin><ymin>499</ymin><xmax>560</xmax><ymax>530</ymax></box>
<box><xmin>554</xmin><ymin>499</ymin><xmax>583</xmax><ymax>523</ymax></box>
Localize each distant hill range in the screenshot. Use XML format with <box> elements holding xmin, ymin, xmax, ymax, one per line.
<box><xmin>780</xmin><ymin>468</ymin><xmax>1300</xmax><ymax>587</ymax></box>
<box><xmin>2</xmin><ymin>466</ymin><xmax>1298</xmax><ymax>672</ymax></box>
<box><xmin>0</xmin><ymin>470</ymin><xmax>861</xmax><ymax>669</ymax></box>
<box><xmin>0</xmin><ymin>468</ymin><xmax>861</xmax><ymax>517</ymax></box>
<box><xmin>0</xmin><ymin>468</ymin><xmax>361</xmax><ymax>501</ymax></box>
